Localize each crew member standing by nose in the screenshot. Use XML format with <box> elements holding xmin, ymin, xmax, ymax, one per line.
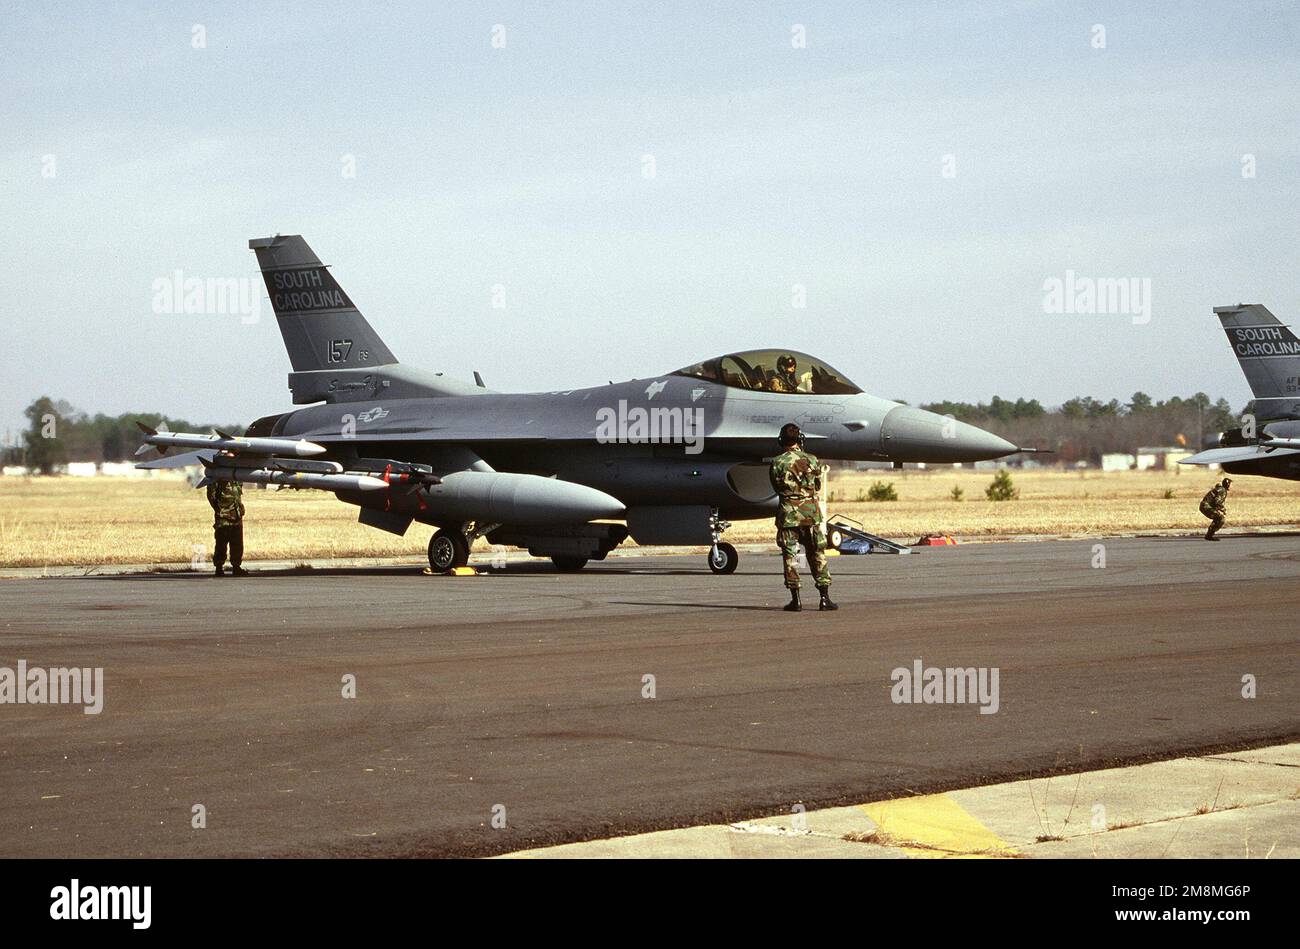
<box><xmin>1199</xmin><ymin>477</ymin><xmax>1231</xmax><ymax>541</ymax></box>
<box><xmin>769</xmin><ymin>422</ymin><xmax>836</xmax><ymax>611</ymax></box>
<box><xmin>207</xmin><ymin>478</ymin><xmax>249</xmax><ymax>575</ymax></box>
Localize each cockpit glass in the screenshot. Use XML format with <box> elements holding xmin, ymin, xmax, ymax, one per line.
<box><xmin>671</xmin><ymin>349</ymin><xmax>861</xmax><ymax>395</ymax></box>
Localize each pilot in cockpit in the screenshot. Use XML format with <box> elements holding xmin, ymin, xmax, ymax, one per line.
<box><xmin>769</xmin><ymin>354</ymin><xmax>800</xmax><ymax>393</ymax></box>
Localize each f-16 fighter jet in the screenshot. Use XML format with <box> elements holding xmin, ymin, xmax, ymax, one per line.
<box><xmin>137</xmin><ymin>235</ymin><xmax>1023</xmax><ymax>573</ymax></box>
<box><xmin>1181</xmin><ymin>304</ymin><xmax>1300</xmax><ymax>481</ymax></box>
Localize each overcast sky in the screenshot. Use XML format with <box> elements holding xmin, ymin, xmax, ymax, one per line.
<box><xmin>2</xmin><ymin>1</ymin><xmax>1298</xmax><ymax>437</ymax></box>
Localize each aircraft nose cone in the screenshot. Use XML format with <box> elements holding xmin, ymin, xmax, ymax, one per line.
<box><xmin>880</xmin><ymin>406</ymin><xmax>1016</xmax><ymax>462</ymax></box>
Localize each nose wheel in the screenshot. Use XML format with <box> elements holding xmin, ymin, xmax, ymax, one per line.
<box><xmin>706</xmin><ymin>508</ymin><xmax>737</xmax><ymax>574</ymax></box>
<box><xmin>707</xmin><ymin>541</ymin><xmax>738</xmax><ymax>574</ymax></box>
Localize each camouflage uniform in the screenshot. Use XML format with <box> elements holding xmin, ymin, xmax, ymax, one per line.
<box><xmin>1199</xmin><ymin>482</ymin><xmax>1228</xmax><ymax>539</ymax></box>
<box><xmin>769</xmin><ymin>447</ymin><xmax>831</xmax><ymax>590</ymax></box>
<box><xmin>207</xmin><ymin>480</ymin><xmax>245</xmax><ymax>571</ymax></box>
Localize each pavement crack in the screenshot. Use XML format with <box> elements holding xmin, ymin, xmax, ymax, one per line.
<box><xmin>1203</xmin><ymin>755</ymin><xmax>1300</xmax><ymax>768</ymax></box>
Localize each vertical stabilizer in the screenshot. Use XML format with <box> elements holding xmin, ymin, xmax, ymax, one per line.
<box><xmin>250</xmin><ymin>235</ymin><xmax>397</xmax><ymax>372</ymax></box>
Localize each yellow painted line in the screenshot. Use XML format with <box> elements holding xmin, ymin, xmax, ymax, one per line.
<box><xmin>859</xmin><ymin>794</ymin><xmax>1018</xmax><ymax>859</ymax></box>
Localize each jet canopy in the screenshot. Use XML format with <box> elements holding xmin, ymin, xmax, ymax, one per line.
<box><xmin>671</xmin><ymin>349</ymin><xmax>862</xmax><ymax>395</ymax></box>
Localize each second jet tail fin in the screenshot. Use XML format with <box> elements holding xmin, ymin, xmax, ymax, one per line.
<box><xmin>1216</xmin><ymin>304</ymin><xmax>1300</xmax><ymax>420</ymax></box>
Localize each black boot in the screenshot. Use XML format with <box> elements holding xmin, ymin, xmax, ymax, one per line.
<box><xmin>214</xmin><ymin>564</ymin><xmax>225</xmax><ymax>577</ymax></box>
<box><xmin>817</xmin><ymin>586</ymin><xmax>838</xmax><ymax>611</ymax></box>
<box><xmin>784</xmin><ymin>589</ymin><xmax>802</xmax><ymax>612</ymax></box>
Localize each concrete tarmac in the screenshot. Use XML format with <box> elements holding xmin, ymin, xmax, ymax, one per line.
<box><xmin>502</xmin><ymin>743</ymin><xmax>1300</xmax><ymax>858</ymax></box>
<box><xmin>0</xmin><ymin>534</ymin><xmax>1296</xmax><ymax>857</ymax></box>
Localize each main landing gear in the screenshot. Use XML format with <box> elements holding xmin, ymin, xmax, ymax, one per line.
<box><xmin>427</xmin><ymin>522</ymin><xmax>499</xmax><ymax>574</ymax></box>
<box><xmin>428</xmin><ymin>530</ymin><xmax>469</xmax><ymax>573</ymax></box>
<box><xmin>707</xmin><ymin>508</ymin><xmax>738</xmax><ymax>574</ymax></box>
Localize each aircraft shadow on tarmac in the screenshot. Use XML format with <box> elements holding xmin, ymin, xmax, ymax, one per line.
<box><xmin>102</xmin><ymin>562</ymin><xmax>713</xmax><ymax>580</ymax></box>
<box><xmin>1141</xmin><ymin>531</ymin><xmax>1300</xmax><ymax>540</ymax></box>
<box><xmin>607</xmin><ymin>601</ymin><xmax>781</xmax><ymax>611</ymax></box>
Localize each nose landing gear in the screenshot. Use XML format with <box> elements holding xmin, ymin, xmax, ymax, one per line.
<box><xmin>707</xmin><ymin>508</ymin><xmax>738</xmax><ymax>574</ymax></box>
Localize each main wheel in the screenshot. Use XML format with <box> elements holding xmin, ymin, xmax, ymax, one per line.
<box><xmin>552</xmin><ymin>556</ymin><xmax>589</xmax><ymax>572</ymax></box>
<box><xmin>428</xmin><ymin>529</ymin><xmax>470</xmax><ymax>573</ymax></box>
<box><xmin>707</xmin><ymin>541</ymin><xmax>738</xmax><ymax>574</ymax></box>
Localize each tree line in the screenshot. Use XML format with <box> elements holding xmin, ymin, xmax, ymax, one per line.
<box><xmin>918</xmin><ymin>391</ymin><xmax>1245</xmax><ymax>465</ymax></box>
<box><xmin>4</xmin><ymin>396</ymin><xmax>238</xmax><ymax>475</ymax></box>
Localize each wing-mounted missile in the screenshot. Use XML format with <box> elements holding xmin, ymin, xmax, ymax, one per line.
<box><xmin>134</xmin><ymin>425</ymin><xmax>446</xmax><ymax>495</ymax></box>
<box><xmin>199</xmin><ymin>456</ymin><xmax>389</xmax><ymax>492</ymax></box>
<box><xmin>134</xmin><ymin>421</ymin><xmax>325</xmax><ymax>458</ymax></box>
<box><xmin>354</xmin><ymin>457</ymin><xmax>443</xmax><ymax>487</ymax></box>
<box><xmin>195</xmin><ymin>454</ymin><xmax>443</xmax><ymax>494</ymax></box>
<box><xmin>216</xmin><ymin>469</ymin><xmax>391</xmax><ymax>492</ymax></box>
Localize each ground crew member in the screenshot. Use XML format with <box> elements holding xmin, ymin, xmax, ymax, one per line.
<box><xmin>769</xmin><ymin>422</ymin><xmax>837</xmax><ymax>611</ymax></box>
<box><xmin>769</xmin><ymin>354</ymin><xmax>800</xmax><ymax>393</ymax></box>
<box><xmin>1199</xmin><ymin>477</ymin><xmax>1231</xmax><ymax>541</ymax></box>
<box><xmin>206</xmin><ymin>478</ymin><xmax>248</xmax><ymax>575</ymax></box>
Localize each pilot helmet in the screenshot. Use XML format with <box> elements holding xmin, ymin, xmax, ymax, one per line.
<box><xmin>777</xmin><ymin>354</ymin><xmax>797</xmax><ymax>374</ymax></box>
<box><xmin>778</xmin><ymin>422</ymin><xmax>803</xmax><ymax>448</ymax></box>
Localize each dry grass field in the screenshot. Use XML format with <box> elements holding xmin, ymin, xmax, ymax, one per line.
<box><xmin>819</xmin><ymin>466</ymin><xmax>1300</xmax><ymax>540</ymax></box>
<box><xmin>1</xmin><ymin>469</ymin><xmax>1297</xmax><ymax>568</ymax></box>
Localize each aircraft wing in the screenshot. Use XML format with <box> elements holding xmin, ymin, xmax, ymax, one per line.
<box><xmin>135</xmin><ymin>449</ymin><xmax>218</xmax><ymax>469</ymax></box>
<box><xmin>1179</xmin><ymin>445</ymin><xmax>1300</xmax><ymax>466</ymax></box>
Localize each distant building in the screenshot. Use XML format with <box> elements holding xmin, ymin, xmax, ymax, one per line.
<box><xmin>1101</xmin><ymin>448</ymin><xmax>1192</xmax><ymax>472</ymax></box>
<box><xmin>1136</xmin><ymin>446</ymin><xmax>1193</xmax><ymax>471</ymax></box>
<box><xmin>2</xmin><ymin>461</ymin><xmax>182</xmax><ymax>478</ymax></box>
